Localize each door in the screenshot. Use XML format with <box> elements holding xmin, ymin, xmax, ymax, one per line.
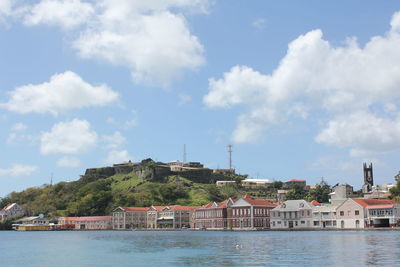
<box><xmin>288</xmin><ymin>221</ymin><xmax>293</xmax><ymax>228</ymax></box>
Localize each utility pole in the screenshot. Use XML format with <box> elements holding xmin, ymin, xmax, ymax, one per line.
<box><xmin>228</xmin><ymin>144</ymin><xmax>233</xmax><ymax>170</ymax></box>
<box><xmin>50</xmin><ymin>173</ymin><xmax>53</xmax><ymax>186</ymax></box>
<box><xmin>183</xmin><ymin>144</ymin><xmax>187</xmax><ymax>163</ymax></box>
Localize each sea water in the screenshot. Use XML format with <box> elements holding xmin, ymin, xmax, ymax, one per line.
<box><xmin>1</xmin><ymin>230</ymin><xmax>399</xmax><ymax>266</ymax></box>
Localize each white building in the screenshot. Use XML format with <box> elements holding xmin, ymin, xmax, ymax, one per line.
<box><xmin>271</xmin><ymin>200</ymin><xmax>314</xmax><ymax>229</ymax></box>
<box><xmin>0</xmin><ymin>203</ymin><xmax>25</xmax><ymax>223</ymax></box>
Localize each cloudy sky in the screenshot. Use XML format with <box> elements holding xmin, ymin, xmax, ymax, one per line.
<box><xmin>1</xmin><ymin>0</ymin><xmax>400</xmax><ymax>197</ymax></box>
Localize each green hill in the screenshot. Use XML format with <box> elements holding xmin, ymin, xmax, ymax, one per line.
<box><xmin>0</xmin><ymin>159</ymin><xmax>246</xmax><ymax>218</ymax></box>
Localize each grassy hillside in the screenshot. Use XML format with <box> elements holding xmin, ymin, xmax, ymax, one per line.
<box><xmin>0</xmin><ymin>170</ymin><xmax>244</xmax><ymax>218</ymax></box>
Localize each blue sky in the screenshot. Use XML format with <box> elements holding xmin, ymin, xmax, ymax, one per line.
<box><xmin>1</xmin><ymin>0</ymin><xmax>400</xmax><ymax>197</ymax></box>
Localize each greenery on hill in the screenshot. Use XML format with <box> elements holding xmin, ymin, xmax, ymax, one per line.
<box><xmin>0</xmin><ymin>170</ymin><xmax>244</xmax><ymax>218</ymax></box>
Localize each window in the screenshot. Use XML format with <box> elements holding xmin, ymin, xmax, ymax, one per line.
<box><xmin>340</xmin><ymin>211</ymin><xmax>344</xmax><ymax>216</ymax></box>
<box><xmin>295</xmin><ymin>221</ymin><xmax>298</xmax><ymax>226</ymax></box>
<box><xmin>301</xmin><ymin>221</ymin><xmax>305</xmax><ymax>224</ymax></box>
<box><xmin>355</xmin><ymin>210</ymin><xmax>359</xmax><ymax>216</ymax></box>
<box><xmin>314</xmin><ymin>221</ymin><xmax>319</xmax><ymax>226</ymax></box>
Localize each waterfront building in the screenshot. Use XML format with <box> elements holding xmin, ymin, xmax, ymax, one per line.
<box><xmin>231</xmin><ymin>195</ymin><xmax>276</xmax><ymax>230</ymax></box>
<box><xmin>336</xmin><ymin>198</ymin><xmax>399</xmax><ymax>228</ymax></box>
<box><xmin>194</xmin><ymin>198</ymin><xmax>235</xmax><ymax>230</ymax></box>
<box><xmin>12</xmin><ymin>214</ymin><xmax>51</xmax><ymax>230</ymax></box>
<box><xmin>112</xmin><ymin>207</ymin><xmax>149</xmax><ymax>230</ymax></box>
<box><xmin>270</xmin><ymin>200</ymin><xmax>314</xmax><ymax>229</ymax></box>
<box><xmin>0</xmin><ymin>203</ymin><xmax>25</xmax><ymax>223</ymax></box>
<box><xmin>147</xmin><ymin>206</ymin><xmax>167</xmax><ymax>229</ymax></box>
<box><xmin>312</xmin><ymin>204</ymin><xmax>338</xmax><ymax>229</ymax></box>
<box><xmin>156</xmin><ymin>205</ymin><xmax>198</xmax><ymax>229</ymax></box>
<box><xmin>58</xmin><ymin>216</ymin><xmax>112</xmax><ymax>230</ymax></box>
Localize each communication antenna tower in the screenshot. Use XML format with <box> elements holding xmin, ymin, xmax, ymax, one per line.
<box><xmin>228</xmin><ymin>144</ymin><xmax>233</xmax><ymax>170</ymax></box>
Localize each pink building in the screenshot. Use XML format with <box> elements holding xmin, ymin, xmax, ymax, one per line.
<box><xmin>58</xmin><ymin>216</ymin><xmax>112</xmax><ymax>230</ymax></box>
<box><xmin>336</xmin><ymin>198</ymin><xmax>400</xmax><ymax>228</ymax></box>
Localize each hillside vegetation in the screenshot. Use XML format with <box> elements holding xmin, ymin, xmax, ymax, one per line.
<box><xmin>0</xmin><ymin>168</ymin><xmax>245</xmax><ymax>218</ymax></box>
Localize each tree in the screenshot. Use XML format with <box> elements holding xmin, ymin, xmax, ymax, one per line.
<box><xmin>390</xmin><ymin>179</ymin><xmax>400</xmax><ymax>201</ymax></box>
<box><xmin>306</xmin><ymin>180</ymin><xmax>331</xmax><ymax>203</ymax></box>
<box><xmin>285</xmin><ymin>185</ymin><xmax>307</xmax><ymax>200</ymax></box>
<box><xmin>272</xmin><ymin>181</ymin><xmax>283</xmax><ymax>190</ymax></box>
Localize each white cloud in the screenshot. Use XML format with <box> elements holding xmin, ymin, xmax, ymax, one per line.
<box><xmin>252</xmin><ymin>18</ymin><xmax>266</xmax><ymax>29</ymax></box>
<box><xmin>104</xmin><ymin>150</ymin><xmax>132</xmax><ymax>165</ymax></box>
<box><xmin>57</xmin><ymin>156</ymin><xmax>81</xmax><ymax>168</ymax></box>
<box><xmin>73</xmin><ymin>2</ymin><xmax>205</xmax><ymax>86</ymax></box>
<box><xmin>0</xmin><ymin>164</ymin><xmax>38</xmax><ymax>177</ymax></box>
<box><xmin>23</xmin><ymin>0</ymin><xmax>94</xmax><ymax>30</ymax></box>
<box><xmin>11</xmin><ymin>122</ymin><xmax>27</xmax><ymax>131</ymax></box>
<box><xmin>204</xmin><ymin>11</ymin><xmax>400</xmax><ymax>155</ymax></box>
<box><xmin>40</xmin><ymin>119</ymin><xmax>98</xmax><ymax>154</ymax></box>
<box><xmin>102</xmin><ymin>131</ymin><xmax>126</xmax><ymax>149</ymax></box>
<box><xmin>2</xmin><ymin>71</ymin><xmax>118</xmax><ymax>115</ymax></box>
<box><xmin>5</xmin><ymin>0</ymin><xmax>208</xmax><ymax>86</ymax></box>
<box><xmin>316</xmin><ymin>112</ymin><xmax>400</xmax><ymax>157</ymax></box>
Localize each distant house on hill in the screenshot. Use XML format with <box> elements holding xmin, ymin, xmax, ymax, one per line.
<box><xmin>0</xmin><ymin>203</ymin><xmax>25</xmax><ymax>223</ymax></box>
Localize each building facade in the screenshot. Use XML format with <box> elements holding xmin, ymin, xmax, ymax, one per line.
<box><xmin>194</xmin><ymin>199</ymin><xmax>234</xmax><ymax>230</ymax></box>
<box><xmin>58</xmin><ymin>216</ymin><xmax>112</xmax><ymax>230</ymax></box>
<box><xmin>112</xmin><ymin>207</ymin><xmax>149</xmax><ymax>229</ymax></box>
<box><xmin>0</xmin><ymin>203</ymin><xmax>25</xmax><ymax>223</ymax></box>
<box><xmin>270</xmin><ymin>200</ymin><xmax>314</xmax><ymax>229</ymax></box>
<box><xmin>230</xmin><ymin>195</ymin><xmax>276</xmax><ymax>230</ymax></box>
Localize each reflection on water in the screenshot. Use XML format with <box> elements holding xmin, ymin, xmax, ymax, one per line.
<box><xmin>1</xmin><ymin>230</ymin><xmax>400</xmax><ymax>266</ymax></box>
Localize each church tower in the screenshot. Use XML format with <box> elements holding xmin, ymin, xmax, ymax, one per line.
<box><xmin>362</xmin><ymin>163</ymin><xmax>374</xmax><ymax>193</ymax></box>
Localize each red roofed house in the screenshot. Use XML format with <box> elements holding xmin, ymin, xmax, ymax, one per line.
<box><xmin>231</xmin><ymin>195</ymin><xmax>276</xmax><ymax>230</ymax></box>
<box><xmin>336</xmin><ymin>198</ymin><xmax>400</xmax><ymax>228</ymax></box>
<box><xmin>0</xmin><ymin>203</ymin><xmax>25</xmax><ymax>223</ymax></box>
<box><xmin>112</xmin><ymin>207</ymin><xmax>149</xmax><ymax>230</ymax></box>
<box><xmin>194</xmin><ymin>198</ymin><xmax>235</xmax><ymax>230</ymax></box>
<box><xmin>58</xmin><ymin>216</ymin><xmax>112</xmax><ymax>230</ymax></box>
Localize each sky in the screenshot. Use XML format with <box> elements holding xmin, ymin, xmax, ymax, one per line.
<box><xmin>1</xmin><ymin>0</ymin><xmax>400</xmax><ymax>197</ymax></box>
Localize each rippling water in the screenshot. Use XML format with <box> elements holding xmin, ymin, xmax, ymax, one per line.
<box><xmin>1</xmin><ymin>230</ymin><xmax>400</xmax><ymax>266</ymax></box>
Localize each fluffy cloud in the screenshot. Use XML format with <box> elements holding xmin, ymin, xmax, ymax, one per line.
<box><xmin>40</xmin><ymin>119</ymin><xmax>98</xmax><ymax>154</ymax></box>
<box><xmin>2</xmin><ymin>71</ymin><xmax>118</xmax><ymax>115</ymax></box>
<box><xmin>9</xmin><ymin>0</ymin><xmax>207</xmax><ymax>86</ymax></box>
<box><xmin>57</xmin><ymin>156</ymin><xmax>81</xmax><ymax>168</ymax></box>
<box><xmin>204</xmin><ymin>11</ymin><xmax>400</xmax><ymax>155</ymax></box>
<box><xmin>316</xmin><ymin>112</ymin><xmax>400</xmax><ymax>157</ymax></box>
<box><xmin>0</xmin><ymin>164</ymin><xmax>38</xmax><ymax>177</ymax></box>
<box><xmin>23</xmin><ymin>0</ymin><xmax>94</xmax><ymax>29</ymax></box>
<box><xmin>104</xmin><ymin>150</ymin><xmax>132</xmax><ymax>165</ymax></box>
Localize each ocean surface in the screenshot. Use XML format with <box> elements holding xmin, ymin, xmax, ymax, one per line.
<box><xmin>1</xmin><ymin>230</ymin><xmax>399</xmax><ymax>266</ymax></box>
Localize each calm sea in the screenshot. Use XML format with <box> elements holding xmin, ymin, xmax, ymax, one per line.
<box><xmin>1</xmin><ymin>230</ymin><xmax>399</xmax><ymax>266</ymax></box>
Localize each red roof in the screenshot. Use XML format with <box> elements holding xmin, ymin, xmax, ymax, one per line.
<box><xmin>61</xmin><ymin>216</ymin><xmax>112</xmax><ymax>221</ymax></box>
<box><xmin>289</xmin><ymin>179</ymin><xmax>306</xmax><ymax>182</ymax></box>
<box><xmin>169</xmin><ymin>205</ymin><xmax>199</xmax><ymax>210</ymax></box>
<box><xmin>120</xmin><ymin>207</ymin><xmax>149</xmax><ymax>211</ymax></box>
<box><xmin>151</xmin><ymin>206</ymin><xmax>167</xmax><ymax>211</ymax></box>
<box><xmin>352</xmin><ymin>199</ymin><xmax>393</xmax><ymax>208</ymax></box>
<box><xmin>1</xmin><ymin>203</ymin><xmax>16</xmax><ymax>211</ymax></box>
<box><xmin>311</xmin><ymin>200</ymin><xmax>320</xmax><ymax>206</ymax></box>
<box><xmin>242</xmin><ymin>195</ymin><xmax>276</xmax><ymax>207</ymax></box>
